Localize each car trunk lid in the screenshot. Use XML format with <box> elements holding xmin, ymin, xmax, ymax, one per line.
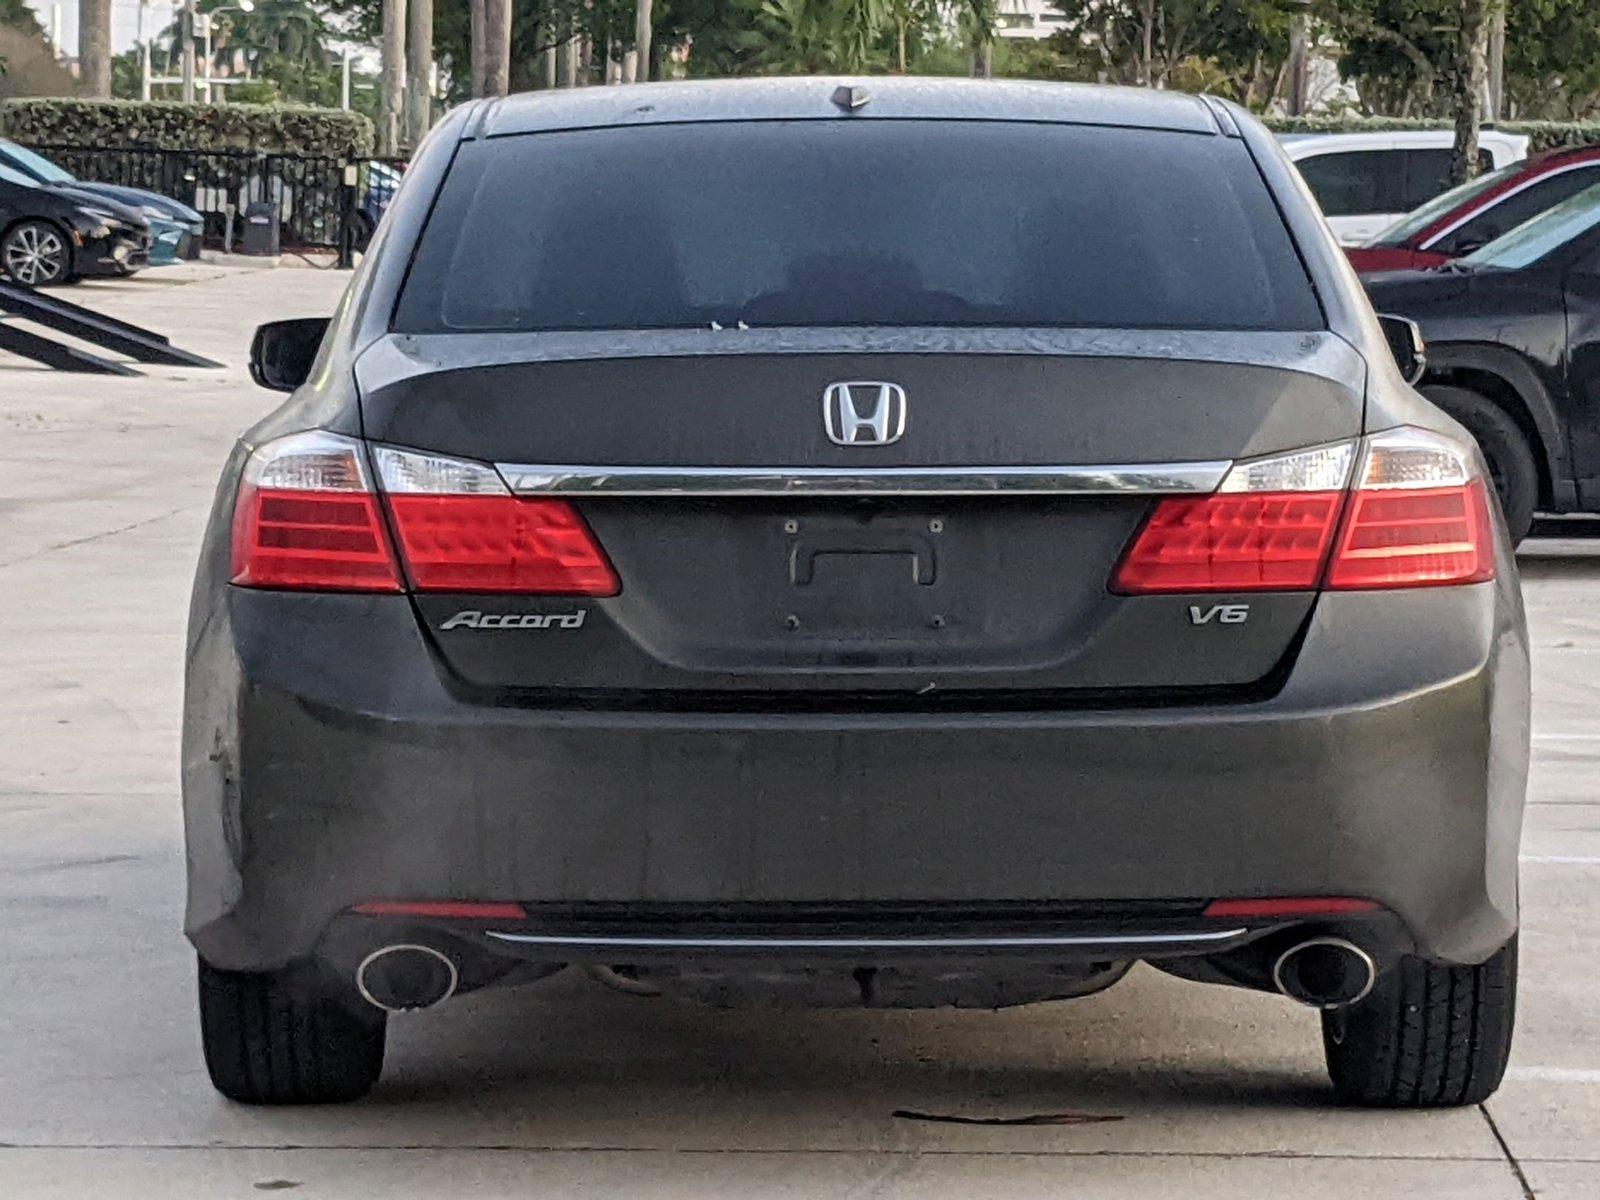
<box><xmin>356</xmin><ymin>330</ymin><xmax>1365</xmax><ymax>701</ymax></box>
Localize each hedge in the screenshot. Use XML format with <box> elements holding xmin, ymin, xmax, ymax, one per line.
<box><xmin>1263</xmin><ymin>114</ymin><xmax>1600</xmax><ymax>153</ymax></box>
<box><xmin>0</xmin><ymin>98</ymin><xmax>374</xmax><ymax>158</ymax></box>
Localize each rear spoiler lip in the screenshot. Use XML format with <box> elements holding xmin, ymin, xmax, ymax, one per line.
<box><xmin>354</xmin><ymin>327</ymin><xmax>1369</xmax><ymax>397</ymax></box>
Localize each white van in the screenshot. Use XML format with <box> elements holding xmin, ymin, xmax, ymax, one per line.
<box><xmin>1280</xmin><ymin>129</ymin><xmax>1530</xmax><ymax>245</ymax></box>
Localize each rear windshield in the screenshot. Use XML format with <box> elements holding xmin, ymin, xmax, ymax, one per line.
<box><xmin>395</xmin><ymin>120</ymin><xmax>1323</xmax><ymax>333</ymax></box>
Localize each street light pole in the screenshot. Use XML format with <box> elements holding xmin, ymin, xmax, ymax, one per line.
<box><xmin>200</xmin><ymin>13</ymin><xmax>213</xmax><ymax>103</ymax></box>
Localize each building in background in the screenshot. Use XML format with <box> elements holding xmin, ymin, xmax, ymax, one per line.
<box><xmin>995</xmin><ymin>0</ymin><xmax>1067</xmax><ymax>40</ymax></box>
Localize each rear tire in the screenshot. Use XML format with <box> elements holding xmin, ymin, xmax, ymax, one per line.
<box><xmin>1421</xmin><ymin>384</ymin><xmax>1537</xmax><ymax>545</ymax></box>
<box><xmin>1322</xmin><ymin>936</ymin><xmax>1516</xmax><ymax>1108</ymax></box>
<box><xmin>198</xmin><ymin>957</ymin><xmax>386</xmax><ymax>1104</ymax></box>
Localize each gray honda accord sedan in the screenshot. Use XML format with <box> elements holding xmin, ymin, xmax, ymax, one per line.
<box><xmin>183</xmin><ymin>78</ymin><xmax>1529</xmax><ymax>1107</ymax></box>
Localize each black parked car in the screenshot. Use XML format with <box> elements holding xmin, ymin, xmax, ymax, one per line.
<box><xmin>186</xmin><ymin>79</ymin><xmax>1527</xmax><ymax>1109</ymax></box>
<box><xmin>0</xmin><ymin>163</ymin><xmax>150</xmax><ymax>286</ymax></box>
<box><xmin>1364</xmin><ymin>181</ymin><xmax>1600</xmax><ymax>542</ymax></box>
<box><xmin>0</xmin><ymin>139</ymin><xmax>204</xmax><ymax>266</ymax></box>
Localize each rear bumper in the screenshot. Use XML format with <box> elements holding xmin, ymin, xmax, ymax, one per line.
<box><xmin>183</xmin><ymin>579</ymin><xmax>1529</xmax><ymax>974</ymax></box>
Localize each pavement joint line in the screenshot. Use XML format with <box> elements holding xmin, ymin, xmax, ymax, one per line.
<box><xmin>0</xmin><ymin>791</ymin><xmax>173</xmax><ymax>798</ymax></box>
<box><xmin>1478</xmin><ymin>1104</ymin><xmax>1537</xmax><ymax>1200</ymax></box>
<box><xmin>0</xmin><ymin>1144</ymin><xmax>1520</xmax><ymax>1161</ymax></box>
<box><xmin>1520</xmin><ymin>855</ymin><xmax>1600</xmax><ymax>865</ymax></box>
<box><xmin>0</xmin><ymin>506</ymin><xmax>192</xmax><ymax>570</ymax></box>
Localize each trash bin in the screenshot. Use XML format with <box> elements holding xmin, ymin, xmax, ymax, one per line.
<box><xmin>240</xmin><ymin>201</ymin><xmax>281</xmax><ymax>257</ymax></box>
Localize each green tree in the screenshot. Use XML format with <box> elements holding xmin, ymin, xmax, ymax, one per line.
<box><xmin>1504</xmin><ymin>0</ymin><xmax>1600</xmax><ymax>118</ymax></box>
<box><xmin>1046</xmin><ymin>0</ymin><xmax>1293</xmax><ymax>103</ymax></box>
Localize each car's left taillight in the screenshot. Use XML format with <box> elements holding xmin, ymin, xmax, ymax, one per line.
<box><xmin>230</xmin><ymin>431</ymin><xmax>404</xmax><ymax>592</ymax></box>
<box><xmin>229</xmin><ymin>433</ymin><xmax>618</xmax><ymax>596</ymax></box>
<box><xmin>371</xmin><ymin>445</ymin><xmax>618</xmax><ymax>595</ymax></box>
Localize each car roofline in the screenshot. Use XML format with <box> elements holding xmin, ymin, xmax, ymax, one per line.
<box><xmin>1415</xmin><ymin>153</ymin><xmax>1600</xmax><ymax>252</ymax></box>
<box><xmin>470</xmin><ymin>78</ymin><xmax>1228</xmax><ymax>140</ymax></box>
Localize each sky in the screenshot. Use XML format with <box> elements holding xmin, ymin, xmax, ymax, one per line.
<box><xmin>27</xmin><ymin>0</ymin><xmax>178</xmax><ymax>55</ymax></box>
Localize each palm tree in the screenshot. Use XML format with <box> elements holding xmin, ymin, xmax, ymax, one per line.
<box><xmin>634</xmin><ymin>0</ymin><xmax>652</xmax><ymax>81</ymax></box>
<box><xmin>201</xmin><ymin>0</ymin><xmax>328</xmax><ymax>71</ymax></box>
<box><xmin>482</xmin><ymin>0</ymin><xmax>509</xmax><ymax>96</ymax></box>
<box><xmin>380</xmin><ymin>0</ymin><xmax>404</xmax><ymax>153</ymax></box>
<box><xmin>405</xmin><ymin>0</ymin><xmax>432</xmax><ymax>145</ymax></box>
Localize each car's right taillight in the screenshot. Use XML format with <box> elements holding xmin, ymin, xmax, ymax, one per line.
<box><xmin>1325</xmin><ymin>426</ymin><xmax>1496</xmax><ymax>590</ymax></box>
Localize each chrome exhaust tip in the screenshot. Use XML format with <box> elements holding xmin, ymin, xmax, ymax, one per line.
<box><xmin>355</xmin><ymin>944</ymin><xmax>459</xmax><ymax>1012</ymax></box>
<box><xmin>1272</xmin><ymin>937</ymin><xmax>1376</xmax><ymax>1010</ymax></box>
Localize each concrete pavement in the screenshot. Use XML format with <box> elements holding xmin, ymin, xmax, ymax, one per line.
<box><xmin>1</xmin><ymin>266</ymin><xmax>1596</xmax><ymax>1197</ymax></box>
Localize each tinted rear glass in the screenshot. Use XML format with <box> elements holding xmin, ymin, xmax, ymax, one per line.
<box><xmin>396</xmin><ymin>121</ymin><xmax>1322</xmax><ymax>333</ymax></box>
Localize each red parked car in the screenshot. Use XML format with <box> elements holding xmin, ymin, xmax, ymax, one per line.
<box><xmin>1347</xmin><ymin>146</ymin><xmax>1600</xmax><ymax>272</ymax></box>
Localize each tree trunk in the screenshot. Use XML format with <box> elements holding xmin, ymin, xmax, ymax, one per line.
<box><xmin>482</xmin><ymin>0</ymin><xmax>512</xmax><ymax>97</ymax></box>
<box><xmin>379</xmin><ymin>0</ymin><xmax>407</xmax><ymax>155</ymax></box>
<box><xmin>558</xmin><ymin>23</ymin><xmax>578</xmax><ymax>87</ymax></box>
<box><xmin>404</xmin><ymin>0</ymin><xmax>434</xmax><ymax>147</ymax></box>
<box><xmin>634</xmin><ymin>0</ymin><xmax>653</xmax><ymax>83</ymax></box>
<box><xmin>1286</xmin><ymin>9</ymin><xmax>1310</xmax><ymax>116</ymax></box>
<box><xmin>1138</xmin><ymin>0</ymin><xmax>1154</xmax><ymax>88</ymax></box>
<box><xmin>896</xmin><ymin>21</ymin><xmax>907</xmax><ymax>73</ymax></box>
<box><xmin>1487</xmin><ymin>0</ymin><xmax>1505</xmax><ymax>120</ymax></box>
<box><xmin>1450</xmin><ymin>0</ymin><xmax>1490</xmax><ymax>185</ymax></box>
<box><xmin>469</xmin><ymin>0</ymin><xmax>486</xmax><ymax>97</ymax></box>
<box><xmin>77</xmin><ymin>0</ymin><xmax>112</xmax><ymax>98</ymax></box>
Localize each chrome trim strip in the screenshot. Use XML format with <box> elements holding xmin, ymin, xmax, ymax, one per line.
<box><xmin>496</xmin><ymin>462</ymin><xmax>1232</xmax><ymax>497</ymax></box>
<box><xmin>484</xmin><ymin>928</ymin><xmax>1249</xmax><ymax>951</ymax></box>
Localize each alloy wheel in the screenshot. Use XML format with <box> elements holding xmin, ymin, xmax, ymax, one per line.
<box><xmin>2</xmin><ymin>222</ymin><xmax>68</xmax><ymax>287</ymax></box>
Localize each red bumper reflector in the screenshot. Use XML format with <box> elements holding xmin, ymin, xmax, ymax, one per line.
<box><xmin>384</xmin><ymin>494</ymin><xmax>620</xmax><ymax>595</ymax></box>
<box><xmin>352</xmin><ymin>901</ymin><xmax>529</xmax><ymax>921</ymax></box>
<box><xmin>1203</xmin><ymin>897</ymin><xmax>1380</xmax><ymax>919</ymax></box>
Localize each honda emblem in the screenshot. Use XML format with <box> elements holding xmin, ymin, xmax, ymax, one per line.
<box><xmin>822</xmin><ymin>382</ymin><xmax>907</xmax><ymax>446</ymax></box>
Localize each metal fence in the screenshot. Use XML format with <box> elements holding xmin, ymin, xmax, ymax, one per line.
<box><xmin>26</xmin><ymin>145</ymin><xmax>408</xmax><ymax>265</ymax></box>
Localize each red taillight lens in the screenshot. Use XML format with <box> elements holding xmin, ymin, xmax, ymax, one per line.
<box><xmin>231</xmin><ymin>484</ymin><xmax>404</xmax><ymax>591</ymax></box>
<box><xmin>230</xmin><ymin>431</ymin><xmax>404</xmax><ymax>592</ymax></box>
<box><xmin>1326</xmin><ymin>479</ymin><xmax>1495</xmax><ymax>589</ymax></box>
<box><xmin>1111</xmin><ymin>491</ymin><xmax>1345</xmax><ymax>594</ymax></box>
<box><xmin>384</xmin><ymin>494</ymin><xmax>619</xmax><ymax>595</ymax></box>
<box><xmin>231</xmin><ymin>436</ymin><xmax>623</xmax><ymax>597</ymax></box>
<box><xmin>1111</xmin><ymin>430</ymin><xmax>1496</xmax><ymax>595</ymax></box>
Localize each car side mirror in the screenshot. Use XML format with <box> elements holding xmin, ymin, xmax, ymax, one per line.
<box><xmin>1377</xmin><ymin>313</ymin><xmax>1428</xmax><ymax>386</ymax></box>
<box><xmin>249</xmin><ymin>317</ymin><xmax>331</xmax><ymax>392</ymax></box>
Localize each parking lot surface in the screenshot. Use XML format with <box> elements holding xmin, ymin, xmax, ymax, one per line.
<box><xmin>1</xmin><ymin>267</ymin><xmax>1597</xmax><ymax>1198</ymax></box>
